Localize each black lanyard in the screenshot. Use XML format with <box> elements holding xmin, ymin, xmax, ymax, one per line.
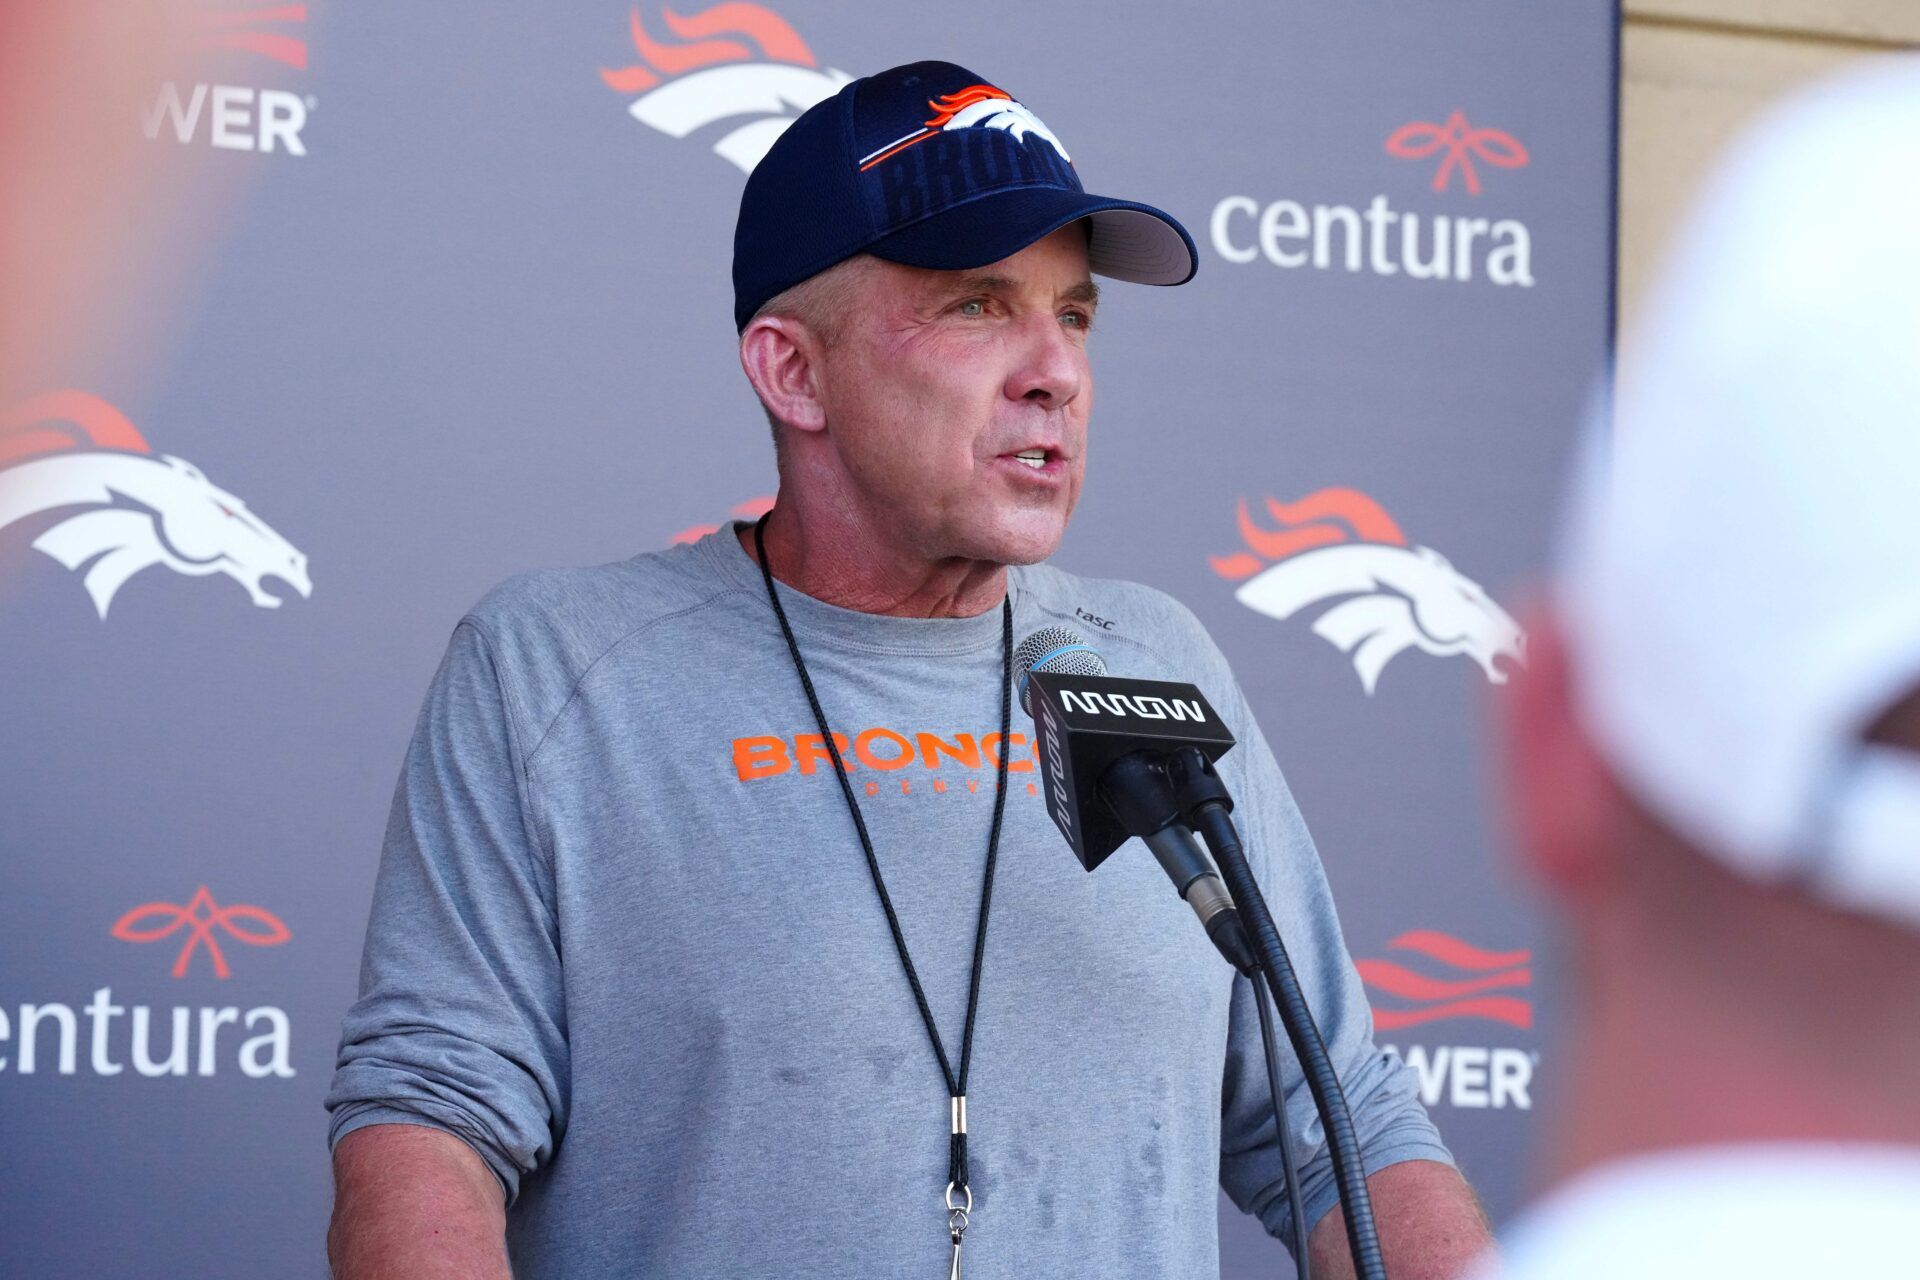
<box><xmin>751</xmin><ymin>512</ymin><xmax>1011</xmax><ymax>1271</ymax></box>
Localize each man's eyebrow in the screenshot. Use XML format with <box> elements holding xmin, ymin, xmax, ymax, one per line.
<box><xmin>930</xmin><ymin>274</ymin><xmax>1100</xmax><ymax>307</ymax></box>
<box><xmin>1062</xmin><ymin>280</ymin><xmax>1100</xmax><ymax>308</ymax></box>
<box><xmin>944</xmin><ymin>273</ymin><xmax>1017</xmax><ymax>297</ymax></box>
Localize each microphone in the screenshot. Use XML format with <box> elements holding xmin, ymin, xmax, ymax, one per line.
<box><xmin>1015</xmin><ymin>626</ymin><xmax>1234</xmax><ymax>868</ymax></box>
<box><xmin>1015</xmin><ymin>627</ymin><xmax>1253</xmax><ymax>971</ymax></box>
<box><xmin>1013</xmin><ymin>624</ymin><xmax>1108</xmax><ymax>715</ymax></box>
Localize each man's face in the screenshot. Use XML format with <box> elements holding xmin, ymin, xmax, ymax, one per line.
<box><xmin>811</xmin><ymin>224</ymin><xmax>1097</xmax><ymax>566</ymax></box>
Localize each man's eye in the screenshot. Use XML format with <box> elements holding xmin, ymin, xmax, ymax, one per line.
<box><xmin>1061</xmin><ymin>310</ymin><xmax>1091</xmax><ymax>330</ymax></box>
<box><xmin>959</xmin><ymin>299</ymin><xmax>985</xmax><ymax>317</ymax></box>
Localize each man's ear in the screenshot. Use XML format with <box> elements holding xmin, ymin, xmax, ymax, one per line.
<box><xmin>739</xmin><ymin>316</ymin><xmax>828</xmax><ymax>436</ymax></box>
<box><xmin>1498</xmin><ymin>600</ymin><xmax>1623</xmax><ymax>903</ymax></box>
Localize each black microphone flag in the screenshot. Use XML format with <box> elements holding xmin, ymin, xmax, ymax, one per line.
<box><xmin>1024</xmin><ymin>668</ymin><xmax>1236</xmax><ymax>871</ymax></box>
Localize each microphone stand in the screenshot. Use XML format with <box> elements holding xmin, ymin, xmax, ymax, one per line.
<box><xmin>1096</xmin><ymin>757</ymin><xmax>1313</xmax><ymax>1278</ymax></box>
<box><xmin>1164</xmin><ymin>746</ymin><xmax>1389</xmax><ymax>1280</ymax></box>
<box><xmin>1019</xmin><ymin>660</ymin><xmax>1385</xmax><ymax>1277</ymax></box>
<box><xmin>1254</xmin><ymin>965</ymin><xmax>1313</xmax><ymax>1280</ymax></box>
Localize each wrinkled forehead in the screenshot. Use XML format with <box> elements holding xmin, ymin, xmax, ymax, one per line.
<box><xmin>872</xmin><ymin>223</ymin><xmax>1096</xmax><ymax>302</ymax></box>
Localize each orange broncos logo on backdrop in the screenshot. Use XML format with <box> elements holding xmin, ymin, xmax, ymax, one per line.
<box><xmin>600</xmin><ymin>3</ymin><xmax>852</xmax><ymax>173</ymax></box>
<box><xmin>1210</xmin><ymin>486</ymin><xmax>1523</xmax><ymax>694</ymax></box>
<box><xmin>1358</xmin><ymin>930</ymin><xmax>1531</xmax><ymax>1031</ymax></box>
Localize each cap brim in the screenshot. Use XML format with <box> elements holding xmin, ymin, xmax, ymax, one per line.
<box><xmin>864</xmin><ymin>186</ymin><xmax>1197</xmax><ymax>286</ymax></box>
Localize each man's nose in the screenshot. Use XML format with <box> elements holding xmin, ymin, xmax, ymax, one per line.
<box><xmin>1004</xmin><ymin>313</ymin><xmax>1086</xmax><ymax>408</ymax></box>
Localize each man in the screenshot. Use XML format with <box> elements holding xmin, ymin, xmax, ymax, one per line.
<box><xmin>326</xmin><ymin>61</ymin><xmax>1487</xmax><ymax>1278</ymax></box>
<box><xmin>1479</xmin><ymin>63</ymin><xmax>1920</xmax><ymax>1277</ymax></box>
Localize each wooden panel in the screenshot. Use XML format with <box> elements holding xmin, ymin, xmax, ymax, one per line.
<box><xmin>1617</xmin><ymin>23</ymin><xmax>1904</xmax><ymax>328</ymax></box>
<box><xmin>1626</xmin><ymin>0</ymin><xmax>1920</xmax><ymax>46</ymax></box>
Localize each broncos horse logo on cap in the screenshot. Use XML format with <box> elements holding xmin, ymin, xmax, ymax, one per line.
<box><xmin>0</xmin><ymin>390</ymin><xmax>311</xmax><ymax>618</ymax></box>
<box><xmin>857</xmin><ymin>83</ymin><xmax>1072</xmax><ymax>172</ymax></box>
<box><xmin>1211</xmin><ymin>486</ymin><xmax>1523</xmax><ymax>694</ymax></box>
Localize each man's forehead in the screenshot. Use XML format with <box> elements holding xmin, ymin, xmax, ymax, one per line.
<box><xmin>931</xmin><ymin>270</ymin><xmax>1099</xmax><ymax>300</ymax></box>
<box><xmin>878</xmin><ymin>233</ymin><xmax>1098</xmax><ymax>302</ymax></box>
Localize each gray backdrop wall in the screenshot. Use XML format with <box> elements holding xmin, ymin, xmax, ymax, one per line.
<box><xmin>0</xmin><ymin>2</ymin><xmax>1616</xmax><ymax>1275</ymax></box>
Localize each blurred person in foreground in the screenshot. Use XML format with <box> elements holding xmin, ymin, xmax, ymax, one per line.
<box><xmin>0</xmin><ymin>1</ymin><xmax>235</xmax><ymax>409</ymax></box>
<box><xmin>1477</xmin><ymin>62</ymin><xmax>1920</xmax><ymax>1277</ymax></box>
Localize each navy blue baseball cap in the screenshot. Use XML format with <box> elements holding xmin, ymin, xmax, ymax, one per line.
<box><xmin>732</xmin><ymin>60</ymin><xmax>1198</xmax><ymax>332</ymax></box>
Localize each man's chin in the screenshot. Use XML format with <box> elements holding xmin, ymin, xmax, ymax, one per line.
<box><xmin>965</xmin><ymin>517</ymin><xmax>1069</xmax><ymax>567</ymax></box>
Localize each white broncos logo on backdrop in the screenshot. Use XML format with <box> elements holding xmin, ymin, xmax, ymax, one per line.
<box><xmin>601</xmin><ymin>4</ymin><xmax>852</xmax><ymax>173</ymax></box>
<box><xmin>1211</xmin><ymin>487</ymin><xmax>1524</xmax><ymax>695</ymax></box>
<box><xmin>0</xmin><ymin>390</ymin><xmax>312</xmax><ymax>619</ymax></box>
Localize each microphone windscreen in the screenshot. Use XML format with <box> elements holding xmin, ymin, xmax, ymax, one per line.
<box><xmin>1014</xmin><ymin>625</ymin><xmax>1108</xmax><ymax>714</ymax></box>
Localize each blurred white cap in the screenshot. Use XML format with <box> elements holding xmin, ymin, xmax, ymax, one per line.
<box><xmin>1556</xmin><ymin>61</ymin><xmax>1920</xmax><ymax>930</ymax></box>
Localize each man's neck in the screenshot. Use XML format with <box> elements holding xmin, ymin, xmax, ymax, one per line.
<box><xmin>736</xmin><ymin>502</ymin><xmax>1008</xmax><ymax>619</ymax></box>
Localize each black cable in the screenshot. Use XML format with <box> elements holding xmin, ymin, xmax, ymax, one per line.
<box><xmin>1192</xmin><ymin>799</ymin><xmax>1386</xmax><ymax>1280</ymax></box>
<box><xmin>1252</xmin><ymin>968</ymin><xmax>1312</xmax><ymax>1280</ymax></box>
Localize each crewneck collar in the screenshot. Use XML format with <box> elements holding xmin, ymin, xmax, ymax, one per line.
<box><xmin>699</xmin><ymin>520</ymin><xmax>1019</xmax><ymax>656</ymax></box>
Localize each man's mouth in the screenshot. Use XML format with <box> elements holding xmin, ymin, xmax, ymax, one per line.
<box><xmin>995</xmin><ymin>446</ymin><xmax>1068</xmax><ymax>483</ymax></box>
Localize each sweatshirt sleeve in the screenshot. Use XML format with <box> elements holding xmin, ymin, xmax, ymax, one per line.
<box><xmin>324</xmin><ymin>617</ymin><xmax>569</xmax><ymax>1204</ymax></box>
<box><xmin>1211</xmin><ymin>671</ymin><xmax>1455</xmax><ymax>1254</ymax></box>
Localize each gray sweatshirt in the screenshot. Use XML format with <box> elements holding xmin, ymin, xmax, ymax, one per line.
<box><xmin>326</xmin><ymin>522</ymin><xmax>1452</xmax><ymax>1277</ymax></box>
